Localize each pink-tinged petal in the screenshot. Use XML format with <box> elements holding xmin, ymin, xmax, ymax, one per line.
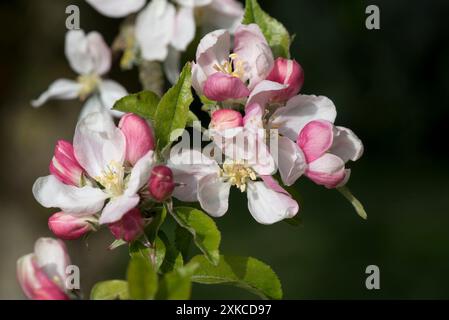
<box><xmin>125</xmin><ymin>150</ymin><xmax>155</xmax><ymax>196</ymax></box>
<box><xmin>50</xmin><ymin>140</ymin><xmax>84</xmax><ymax>187</ymax></box>
<box><xmin>34</xmin><ymin>238</ymin><xmax>71</xmax><ymax>286</ymax></box>
<box><xmin>119</xmin><ymin>114</ymin><xmax>155</xmax><ymax>166</ymax></box>
<box><xmin>243</xmin><ymin>102</ymin><xmax>264</xmax><ymax>131</ymax></box>
<box><xmin>148</xmin><ymin>165</ymin><xmax>176</xmax><ymax>202</ymax></box>
<box><xmin>194</xmin><ymin>29</ymin><xmax>231</xmax><ymax>90</ymax></box>
<box><xmin>32</xmin><ymin>175</ymin><xmax>108</xmax><ymax>215</ymax></box>
<box><xmin>270</xmin><ymin>94</ymin><xmax>337</xmax><ymax>141</ymax></box>
<box><xmin>17</xmin><ymin>254</ymin><xmax>69</xmax><ymax>300</ymax></box>
<box><xmin>86</xmin><ymin>0</ymin><xmax>146</xmax><ymax>18</ymax></box>
<box><xmin>65</xmin><ymin>30</ymin><xmax>92</xmax><ymax>75</ymax></box>
<box><xmin>306</xmin><ymin>153</ymin><xmax>346</xmax><ymax>189</ymax></box>
<box><xmin>266</xmin><ymin>58</ymin><xmax>304</xmax><ymax>102</ymax></box>
<box><xmin>168</xmin><ymin>149</ymin><xmax>220</xmax><ymax>202</ymax></box>
<box><xmin>108</xmin><ymin>208</ymin><xmax>144</xmax><ymax>242</ymax></box>
<box><xmin>247</xmin><ymin>80</ymin><xmax>287</xmax><ymax>108</ymax></box>
<box><xmin>198</xmin><ymin>174</ymin><xmax>231</xmax><ymax>217</ymax></box>
<box><xmin>31</xmin><ymin>79</ymin><xmax>81</xmax><ymax>108</ymax></box>
<box><xmin>86</xmin><ymin>32</ymin><xmax>112</xmax><ymax>76</ymax></box>
<box><xmin>98</xmin><ymin>80</ymin><xmax>128</xmax><ymax>111</ymax></box>
<box><xmin>203</xmin><ymin>73</ymin><xmax>249</xmax><ymax>101</ymax></box>
<box><xmin>135</xmin><ymin>0</ymin><xmax>176</xmax><ymax>61</ymax></box>
<box><xmin>276</xmin><ymin>136</ymin><xmax>307</xmax><ymax>186</ymax></box>
<box><xmin>234</xmin><ymin>24</ymin><xmax>274</xmax><ymax>90</ymax></box>
<box><xmin>99</xmin><ymin>194</ymin><xmax>140</xmax><ymax>224</ymax></box>
<box><xmin>48</xmin><ymin>212</ymin><xmax>97</xmax><ymax>240</ymax></box>
<box><xmin>174</xmin><ymin>0</ymin><xmax>212</xmax><ymax>7</ymax></box>
<box><xmin>200</xmin><ymin>0</ymin><xmax>244</xmax><ymax>33</ymax></box>
<box><xmin>210</xmin><ymin>109</ymin><xmax>243</xmax><ymax>131</ymax></box>
<box><xmin>170</xmin><ymin>6</ymin><xmax>195</xmax><ymax>51</ymax></box>
<box><xmin>246</xmin><ymin>181</ymin><xmax>298</xmax><ymax>225</ymax></box>
<box><xmin>298</xmin><ymin>120</ymin><xmax>334</xmax><ymax>163</ymax></box>
<box><xmin>73</xmin><ymin>111</ymin><xmax>126</xmax><ymax>179</ymax></box>
<box><xmin>329</xmin><ymin>126</ymin><xmax>364</xmax><ymax>163</ymax></box>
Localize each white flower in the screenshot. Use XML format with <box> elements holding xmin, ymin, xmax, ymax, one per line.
<box><xmin>32</xmin><ymin>111</ymin><xmax>155</xmax><ymax>224</ymax></box>
<box><xmin>32</xmin><ymin>30</ymin><xmax>127</xmax><ymax>116</ymax></box>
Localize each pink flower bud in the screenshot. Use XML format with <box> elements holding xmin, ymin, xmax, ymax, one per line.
<box><xmin>119</xmin><ymin>113</ymin><xmax>155</xmax><ymax>166</ymax></box>
<box><xmin>48</xmin><ymin>212</ymin><xmax>97</xmax><ymax>240</ymax></box>
<box><xmin>210</xmin><ymin>109</ymin><xmax>243</xmax><ymax>131</ymax></box>
<box><xmin>17</xmin><ymin>238</ymin><xmax>71</xmax><ymax>300</ymax></box>
<box><xmin>203</xmin><ymin>73</ymin><xmax>250</xmax><ymax>102</ymax></box>
<box><xmin>148</xmin><ymin>165</ymin><xmax>175</xmax><ymax>202</ymax></box>
<box><xmin>266</xmin><ymin>58</ymin><xmax>304</xmax><ymax>102</ymax></box>
<box><xmin>108</xmin><ymin>208</ymin><xmax>144</xmax><ymax>242</ymax></box>
<box><xmin>49</xmin><ymin>140</ymin><xmax>84</xmax><ymax>187</ymax></box>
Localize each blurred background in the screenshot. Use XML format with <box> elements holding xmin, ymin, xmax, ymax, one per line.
<box><xmin>1</xmin><ymin>0</ymin><xmax>448</xmax><ymax>299</ymax></box>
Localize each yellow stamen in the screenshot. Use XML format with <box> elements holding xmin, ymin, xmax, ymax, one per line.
<box><xmin>213</xmin><ymin>54</ymin><xmax>245</xmax><ymax>79</ymax></box>
<box><xmin>77</xmin><ymin>74</ymin><xmax>100</xmax><ymax>100</ymax></box>
<box><xmin>95</xmin><ymin>161</ymin><xmax>125</xmax><ymax>197</ymax></box>
<box><xmin>219</xmin><ymin>160</ymin><xmax>257</xmax><ymax>192</ymax></box>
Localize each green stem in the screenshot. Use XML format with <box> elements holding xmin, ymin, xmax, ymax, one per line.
<box><xmin>337</xmin><ymin>186</ymin><xmax>368</xmax><ymax>220</ymax></box>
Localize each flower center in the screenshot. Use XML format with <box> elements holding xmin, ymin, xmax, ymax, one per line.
<box><xmin>96</xmin><ymin>161</ymin><xmax>125</xmax><ymax>197</ymax></box>
<box><xmin>219</xmin><ymin>160</ymin><xmax>257</xmax><ymax>192</ymax></box>
<box><xmin>77</xmin><ymin>74</ymin><xmax>100</xmax><ymax>100</ymax></box>
<box><xmin>214</xmin><ymin>53</ymin><xmax>245</xmax><ymax>79</ymax></box>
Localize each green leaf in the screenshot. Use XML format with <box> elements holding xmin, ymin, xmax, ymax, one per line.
<box><xmin>190</xmin><ymin>255</ymin><xmax>283</xmax><ymax>300</ymax></box>
<box><xmin>154</xmin><ymin>63</ymin><xmax>193</xmax><ymax>151</ymax></box>
<box><xmin>127</xmin><ymin>256</ymin><xmax>158</xmax><ymax>300</ymax></box>
<box><xmin>90</xmin><ymin>280</ymin><xmax>129</xmax><ymax>300</ymax></box>
<box><xmin>129</xmin><ymin>237</ymin><xmax>166</xmax><ymax>271</ymax></box>
<box><xmin>156</xmin><ymin>262</ymin><xmax>199</xmax><ymax>300</ymax></box>
<box><xmin>337</xmin><ymin>186</ymin><xmax>368</xmax><ymax>220</ymax></box>
<box><xmin>168</xmin><ymin>206</ymin><xmax>221</xmax><ymax>266</ymax></box>
<box><xmin>159</xmin><ymin>231</ymin><xmax>184</xmax><ymax>274</ymax></box>
<box><xmin>112</xmin><ymin>90</ymin><xmax>160</xmax><ymax>120</ymax></box>
<box><xmin>242</xmin><ymin>0</ymin><xmax>291</xmax><ymax>58</ymax></box>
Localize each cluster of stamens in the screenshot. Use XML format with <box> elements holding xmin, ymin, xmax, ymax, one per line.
<box><xmin>95</xmin><ymin>161</ymin><xmax>125</xmax><ymax>197</ymax></box>
<box><xmin>77</xmin><ymin>74</ymin><xmax>100</xmax><ymax>100</ymax></box>
<box><xmin>219</xmin><ymin>160</ymin><xmax>257</xmax><ymax>192</ymax></box>
<box><xmin>213</xmin><ymin>53</ymin><xmax>245</xmax><ymax>79</ymax></box>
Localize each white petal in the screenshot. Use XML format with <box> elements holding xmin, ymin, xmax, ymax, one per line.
<box><xmin>31</xmin><ymin>79</ymin><xmax>81</xmax><ymax>108</ymax></box>
<box><xmin>200</xmin><ymin>0</ymin><xmax>244</xmax><ymax>33</ymax></box>
<box><xmin>86</xmin><ymin>32</ymin><xmax>111</xmax><ymax>76</ymax></box>
<box><xmin>198</xmin><ymin>174</ymin><xmax>231</xmax><ymax>217</ymax></box>
<box><xmin>329</xmin><ymin>126</ymin><xmax>364</xmax><ymax>163</ymax></box>
<box><xmin>34</xmin><ymin>238</ymin><xmax>70</xmax><ymax>285</ymax></box>
<box><xmin>247</xmin><ymin>80</ymin><xmax>287</xmax><ymax>108</ymax></box>
<box><xmin>125</xmin><ymin>150</ymin><xmax>155</xmax><ymax>196</ymax></box>
<box><xmin>247</xmin><ymin>181</ymin><xmax>298</xmax><ymax>225</ymax></box>
<box><xmin>170</xmin><ymin>6</ymin><xmax>195</xmax><ymax>51</ymax></box>
<box><xmin>168</xmin><ymin>148</ymin><xmax>219</xmax><ymax>202</ymax></box>
<box><xmin>79</xmin><ymin>95</ymin><xmax>106</xmax><ymax>120</ymax></box>
<box><xmin>65</xmin><ymin>30</ymin><xmax>92</xmax><ymax>75</ymax></box>
<box><xmin>32</xmin><ymin>175</ymin><xmax>108</xmax><ymax>214</ymax></box>
<box><xmin>271</xmin><ymin>94</ymin><xmax>337</xmax><ymax>141</ymax></box>
<box><xmin>86</xmin><ymin>0</ymin><xmax>146</xmax><ymax>18</ymax></box>
<box><xmin>73</xmin><ymin>111</ymin><xmax>126</xmax><ymax>178</ymax></box>
<box><xmin>98</xmin><ymin>80</ymin><xmax>128</xmax><ymax>110</ymax></box>
<box><xmin>277</xmin><ymin>136</ymin><xmax>307</xmax><ymax>186</ymax></box>
<box><xmin>164</xmin><ymin>47</ymin><xmax>181</xmax><ymax>84</ymax></box>
<box><xmin>234</xmin><ymin>24</ymin><xmax>273</xmax><ymax>90</ymax></box>
<box><xmin>99</xmin><ymin>194</ymin><xmax>140</xmax><ymax>224</ymax></box>
<box><xmin>135</xmin><ymin>0</ymin><xmax>176</xmax><ymax>61</ymax></box>
<box><xmin>174</xmin><ymin>0</ymin><xmax>212</xmax><ymax>7</ymax></box>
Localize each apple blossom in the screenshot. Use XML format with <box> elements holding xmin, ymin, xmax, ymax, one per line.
<box><xmin>148</xmin><ymin>165</ymin><xmax>176</xmax><ymax>202</ymax></box>
<box><xmin>119</xmin><ymin>113</ymin><xmax>156</xmax><ymax>166</ymax></box>
<box><xmin>266</xmin><ymin>58</ymin><xmax>304</xmax><ymax>103</ymax></box>
<box><xmin>192</xmin><ymin>24</ymin><xmax>274</xmax><ymax>101</ymax></box>
<box><xmin>48</xmin><ymin>212</ymin><xmax>98</xmax><ymax>240</ymax></box>
<box><xmin>108</xmin><ymin>208</ymin><xmax>145</xmax><ymax>242</ymax></box>
<box><xmin>31</xmin><ymin>30</ymin><xmax>127</xmax><ymax>115</ymax></box>
<box><xmin>210</xmin><ymin>109</ymin><xmax>243</xmax><ymax>131</ymax></box>
<box><xmin>32</xmin><ymin>111</ymin><xmax>155</xmax><ymax>225</ymax></box>
<box><xmin>17</xmin><ymin>238</ymin><xmax>71</xmax><ymax>300</ymax></box>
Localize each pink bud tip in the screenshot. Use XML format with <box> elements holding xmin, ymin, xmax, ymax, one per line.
<box><xmin>210</xmin><ymin>109</ymin><xmax>243</xmax><ymax>131</ymax></box>
<box><xmin>203</xmin><ymin>73</ymin><xmax>250</xmax><ymax>102</ymax></box>
<box><xmin>266</xmin><ymin>58</ymin><xmax>304</xmax><ymax>102</ymax></box>
<box><xmin>119</xmin><ymin>113</ymin><xmax>155</xmax><ymax>166</ymax></box>
<box><xmin>48</xmin><ymin>212</ymin><xmax>97</xmax><ymax>240</ymax></box>
<box><xmin>148</xmin><ymin>165</ymin><xmax>175</xmax><ymax>202</ymax></box>
<box><xmin>108</xmin><ymin>208</ymin><xmax>144</xmax><ymax>243</ymax></box>
<box><xmin>49</xmin><ymin>140</ymin><xmax>84</xmax><ymax>187</ymax></box>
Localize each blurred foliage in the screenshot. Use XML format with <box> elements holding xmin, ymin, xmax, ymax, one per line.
<box><xmin>0</xmin><ymin>0</ymin><xmax>448</xmax><ymax>299</ymax></box>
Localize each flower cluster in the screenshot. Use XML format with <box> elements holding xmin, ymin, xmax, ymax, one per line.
<box><xmin>18</xmin><ymin>0</ymin><xmax>366</xmax><ymax>300</ymax></box>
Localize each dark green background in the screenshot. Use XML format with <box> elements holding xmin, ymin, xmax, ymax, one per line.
<box><xmin>0</xmin><ymin>0</ymin><xmax>448</xmax><ymax>299</ymax></box>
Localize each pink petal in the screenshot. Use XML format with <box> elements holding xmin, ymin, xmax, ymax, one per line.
<box><xmin>297</xmin><ymin>120</ymin><xmax>334</xmax><ymax>163</ymax></box>
<box><xmin>203</xmin><ymin>72</ymin><xmax>249</xmax><ymax>101</ymax></box>
<box><xmin>306</xmin><ymin>153</ymin><xmax>346</xmax><ymax>188</ymax></box>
